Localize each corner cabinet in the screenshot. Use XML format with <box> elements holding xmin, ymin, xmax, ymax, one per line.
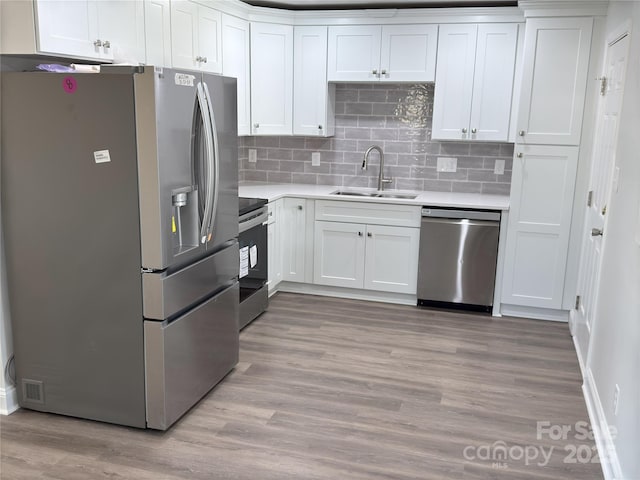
<box><xmin>313</xmin><ymin>201</ymin><xmax>420</xmax><ymax>294</ymax></box>
<box><xmin>293</xmin><ymin>26</ymin><xmax>335</xmax><ymax>137</ymax></box>
<box><xmin>222</xmin><ymin>14</ymin><xmax>251</xmax><ymax>136</ymax></box>
<box><xmin>516</xmin><ymin>17</ymin><xmax>593</xmax><ymax>146</ymax></box>
<box><xmin>327</xmin><ymin>24</ymin><xmax>437</xmax><ymax>82</ymax></box>
<box><xmin>171</xmin><ymin>0</ymin><xmax>222</xmax><ymax>73</ymax></box>
<box><xmin>501</xmin><ymin>146</ymin><xmax>578</xmax><ymax>309</ymax></box>
<box><xmin>250</xmin><ymin>22</ymin><xmax>294</xmax><ymax>136</ymax></box>
<box><xmin>432</xmin><ymin>23</ymin><xmax>519</xmax><ymax>142</ymax></box>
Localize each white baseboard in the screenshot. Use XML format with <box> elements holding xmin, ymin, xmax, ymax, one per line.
<box><xmin>583</xmin><ymin>368</ymin><xmax>623</xmax><ymax>480</ymax></box>
<box><xmin>0</xmin><ymin>385</ymin><xmax>19</xmax><ymax>415</ymax></box>
<box><xmin>499</xmin><ymin>303</ymin><xmax>569</xmax><ymax>322</ymax></box>
<box><xmin>571</xmin><ymin>327</ymin><xmax>587</xmax><ymax>378</ymax></box>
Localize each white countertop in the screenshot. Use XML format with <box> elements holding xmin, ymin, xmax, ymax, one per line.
<box><xmin>239</xmin><ymin>183</ymin><xmax>510</xmax><ymax>210</ymax></box>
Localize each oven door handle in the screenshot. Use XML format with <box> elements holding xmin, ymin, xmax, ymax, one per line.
<box><xmin>239</xmin><ymin>212</ymin><xmax>268</xmax><ymax>234</ymax></box>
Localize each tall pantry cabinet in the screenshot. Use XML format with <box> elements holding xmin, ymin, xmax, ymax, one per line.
<box><xmin>501</xmin><ymin>15</ymin><xmax>594</xmax><ymax>313</ymax></box>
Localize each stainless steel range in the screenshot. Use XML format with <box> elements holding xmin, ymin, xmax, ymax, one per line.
<box><xmin>238</xmin><ymin>197</ymin><xmax>269</xmax><ymax>329</ymax></box>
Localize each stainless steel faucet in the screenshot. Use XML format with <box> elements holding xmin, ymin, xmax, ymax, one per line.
<box><xmin>362</xmin><ymin>145</ymin><xmax>392</xmax><ymax>191</ymax></box>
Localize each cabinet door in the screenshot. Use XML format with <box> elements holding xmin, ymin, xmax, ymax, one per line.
<box><xmin>282</xmin><ymin>198</ymin><xmax>307</xmax><ymax>282</ymax></box>
<box><xmin>327</xmin><ymin>25</ymin><xmax>381</xmax><ymax>81</ymax></box>
<box><xmin>314</xmin><ymin>221</ymin><xmax>365</xmax><ymax>289</ymax></box>
<box><xmin>293</xmin><ymin>26</ymin><xmax>334</xmax><ymax>137</ymax></box>
<box><xmin>267</xmin><ymin>200</ymin><xmax>283</xmax><ymax>294</ymax></box>
<box><xmin>144</xmin><ymin>0</ymin><xmax>172</xmax><ymax>67</ymax></box>
<box><xmin>222</xmin><ymin>14</ymin><xmax>251</xmax><ymax>135</ymax></box>
<box><xmin>432</xmin><ymin>24</ymin><xmax>477</xmax><ymax>140</ymax></box>
<box><xmin>380</xmin><ymin>24</ymin><xmax>437</xmax><ymax>82</ymax></box>
<box><xmin>170</xmin><ymin>0</ymin><xmax>198</xmax><ymax>70</ymax></box>
<box><xmin>35</xmin><ymin>0</ymin><xmax>100</xmax><ymax>59</ymax></box>
<box><xmin>502</xmin><ymin>145</ymin><xmax>578</xmax><ymax>308</ymax></box>
<box><xmin>517</xmin><ymin>17</ymin><xmax>593</xmax><ymax>145</ymax></box>
<box><xmin>250</xmin><ymin>22</ymin><xmax>293</xmax><ymax>135</ymax></box>
<box><xmin>469</xmin><ymin>24</ymin><xmax>518</xmax><ymax>142</ymax></box>
<box><xmin>96</xmin><ymin>1</ymin><xmax>146</xmax><ymax>63</ymax></box>
<box><xmin>196</xmin><ymin>5</ymin><xmax>222</xmax><ymax>74</ymax></box>
<box><xmin>364</xmin><ymin>225</ymin><xmax>419</xmax><ymax>294</ymax></box>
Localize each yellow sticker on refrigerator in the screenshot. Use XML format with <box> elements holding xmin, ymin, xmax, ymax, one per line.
<box><xmin>172</xmin><ymin>216</ymin><xmax>176</xmax><ymax>233</ymax></box>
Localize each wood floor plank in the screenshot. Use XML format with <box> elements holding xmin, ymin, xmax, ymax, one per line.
<box><xmin>0</xmin><ymin>293</ymin><xmax>602</xmax><ymax>479</ymax></box>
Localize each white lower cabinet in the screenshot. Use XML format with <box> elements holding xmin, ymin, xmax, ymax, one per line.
<box><xmin>267</xmin><ymin>200</ymin><xmax>283</xmax><ymax>294</ymax></box>
<box><xmin>501</xmin><ymin>145</ymin><xmax>579</xmax><ymax>309</ymax></box>
<box><xmin>314</xmin><ymin>221</ymin><xmax>419</xmax><ymax>294</ymax></box>
<box><xmin>281</xmin><ymin>198</ymin><xmax>313</xmax><ymax>282</ymax></box>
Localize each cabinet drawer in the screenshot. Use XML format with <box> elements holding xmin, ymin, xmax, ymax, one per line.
<box><xmin>315</xmin><ymin>200</ymin><xmax>421</xmax><ymax>227</ymax></box>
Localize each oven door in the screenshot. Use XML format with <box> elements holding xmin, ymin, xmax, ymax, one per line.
<box><xmin>239</xmin><ymin>207</ymin><xmax>268</xmax><ymax>303</ymax></box>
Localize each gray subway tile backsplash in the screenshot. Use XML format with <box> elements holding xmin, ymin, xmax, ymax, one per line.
<box><xmin>239</xmin><ymin>83</ymin><xmax>512</xmax><ymax>194</ymax></box>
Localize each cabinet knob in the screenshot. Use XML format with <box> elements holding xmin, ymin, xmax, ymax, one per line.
<box><xmin>358</xmin><ymin>231</ymin><xmax>363</xmax><ymax>236</ymax></box>
<box><xmin>471</xmin><ymin>128</ymin><xmax>477</xmax><ymax>134</ymax></box>
<box><xmin>591</xmin><ymin>228</ymin><xmax>604</xmax><ymax>237</ymax></box>
<box><xmin>367</xmin><ymin>232</ymin><xmax>372</xmax><ymax>237</ymax></box>
<box><xmin>517</xmin><ymin>152</ymin><xmax>523</xmax><ymax>158</ymax></box>
<box><xmin>462</xmin><ymin>128</ymin><xmax>468</xmax><ymax>134</ymax></box>
<box><xmin>253</xmin><ymin>123</ymin><xmax>259</xmax><ymax>129</ymax></box>
<box><xmin>519</xmin><ymin>130</ymin><xmax>525</xmax><ymax>136</ymax></box>
<box><xmin>94</xmin><ymin>39</ymin><xmax>103</xmax><ymax>47</ymax></box>
<box><xmin>195</xmin><ymin>56</ymin><xmax>202</xmax><ymax>62</ymax></box>
<box><xmin>318</xmin><ymin>125</ymin><xmax>323</xmax><ymax>130</ymax></box>
<box><xmin>372</xmin><ymin>69</ymin><xmax>378</xmax><ymax>75</ymax></box>
<box><xmin>297</xmin><ymin>205</ymin><xmax>303</xmax><ymax>210</ymax></box>
<box><xmin>103</xmin><ymin>40</ymin><xmax>110</xmax><ymax>49</ymax></box>
<box><xmin>202</xmin><ymin>57</ymin><xmax>207</xmax><ymax>63</ymax></box>
<box><xmin>381</xmin><ymin>69</ymin><xmax>387</xmax><ymax>75</ymax></box>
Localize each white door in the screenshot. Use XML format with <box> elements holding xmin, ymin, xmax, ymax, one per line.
<box><xmin>469</xmin><ymin>23</ymin><xmax>518</xmax><ymax>141</ymax></box>
<box><xmin>281</xmin><ymin>198</ymin><xmax>307</xmax><ymax>282</ymax></box>
<box><xmin>35</xmin><ymin>0</ymin><xmax>99</xmax><ymax>59</ymax></box>
<box><xmin>293</xmin><ymin>26</ymin><xmax>333</xmax><ymax>136</ymax></box>
<box><xmin>144</xmin><ymin>0</ymin><xmax>172</xmax><ymax>67</ymax></box>
<box><xmin>573</xmin><ymin>33</ymin><xmax>630</xmax><ymax>359</ymax></box>
<box><xmin>96</xmin><ymin>1</ymin><xmax>146</xmax><ymax>63</ymax></box>
<box><xmin>327</xmin><ymin>25</ymin><xmax>381</xmax><ymax>81</ymax></box>
<box><xmin>380</xmin><ymin>24</ymin><xmax>437</xmax><ymax>82</ymax></box>
<box><xmin>431</xmin><ymin>24</ymin><xmax>477</xmax><ymax>141</ymax></box>
<box><xmin>364</xmin><ymin>225</ymin><xmax>419</xmax><ymax>294</ymax></box>
<box><xmin>517</xmin><ymin>17</ymin><xmax>593</xmax><ymax>145</ymax></box>
<box><xmin>250</xmin><ymin>22</ymin><xmax>293</xmax><ymax>135</ymax></box>
<box><xmin>502</xmin><ymin>145</ymin><xmax>579</xmax><ymax>309</ymax></box>
<box><xmin>222</xmin><ymin>14</ymin><xmax>251</xmax><ymax>135</ymax></box>
<box><xmin>314</xmin><ymin>221</ymin><xmax>365</xmax><ymax>289</ymax></box>
<box><xmin>196</xmin><ymin>5</ymin><xmax>222</xmax><ymax>73</ymax></box>
<box><xmin>170</xmin><ymin>1</ymin><xmax>198</xmax><ymax>70</ymax></box>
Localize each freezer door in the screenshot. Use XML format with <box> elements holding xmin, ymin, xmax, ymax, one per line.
<box><xmin>202</xmin><ymin>73</ymin><xmax>239</xmax><ymax>253</ymax></box>
<box><xmin>144</xmin><ymin>282</ymin><xmax>239</xmax><ymax>430</ymax></box>
<box><xmin>135</xmin><ymin>67</ymin><xmax>213</xmax><ymax>271</ymax></box>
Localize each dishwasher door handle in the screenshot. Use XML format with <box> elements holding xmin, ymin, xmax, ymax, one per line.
<box><xmin>421</xmin><ymin>217</ymin><xmax>499</xmax><ymax>228</ymax></box>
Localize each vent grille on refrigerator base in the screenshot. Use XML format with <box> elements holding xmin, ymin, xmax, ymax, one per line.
<box><xmin>22</xmin><ymin>379</ymin><xmax>44</xmax><ymax>404</ymax></box>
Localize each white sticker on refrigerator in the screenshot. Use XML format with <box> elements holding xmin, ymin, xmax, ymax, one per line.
<box><xmin>239</xmin><ymin>246</ymin><xmax>249</xmax><ymax>278</ymax></box>
<box><xmin>174</xmin><ymin>73</ymin><xmax>195</xmax><ymax>87</ymax></box>
<box><xmin>93</xmin><ymin>150</ymin><xmax>111</xmax><ymax>164</ymax></box>
<box><xmin>249</xmin><ymin>245</ymin><xmax>258</xmax><ymax>268</ymax></box>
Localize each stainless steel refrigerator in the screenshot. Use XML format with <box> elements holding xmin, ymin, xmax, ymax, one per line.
<box><xmin>1</xmin><ymin>66</ymin><xmax>239</xmax><ymax>430</ymax></box>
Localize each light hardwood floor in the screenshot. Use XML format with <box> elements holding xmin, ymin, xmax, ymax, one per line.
<box><xmin>1</xmin><ymin>293</ymin><xmax>602</xmax><ymax>479</ymax></box>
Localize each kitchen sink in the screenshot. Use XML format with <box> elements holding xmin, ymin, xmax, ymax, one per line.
<box><xmin>331</xmin><ymin>190</ymin><xmax>417</xmax><ymax>200</ymax></box>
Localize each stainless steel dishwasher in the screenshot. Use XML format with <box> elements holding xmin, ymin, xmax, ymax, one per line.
<box><xmin>417</xmin><ymin>208</ymin><xmax>500</xmax><ymax>312</ymax></box>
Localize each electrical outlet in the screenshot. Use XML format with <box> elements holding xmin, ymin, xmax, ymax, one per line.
<box><xmin>248</xmin><ymin>149</ymin><xmax>257</xmax><ymax>163</ymax></box>
<box><xmin>494</xmin><ymin>159</ymin><xmax>505</xmax><ymax>175</ymax></box>
<box><xmin>437</xmin><ymin>157</ymin><xmax>457</xmax><ymax>173</ymax></box>
<box><xmin>311</xmin><ymin>152</ymin><xmax>321</xmax><ymax>166</ymax></box>
<box><xmin>613</xmin><ymin>384</ymin><xmax>620</xmax><ymax>415</ymax></box>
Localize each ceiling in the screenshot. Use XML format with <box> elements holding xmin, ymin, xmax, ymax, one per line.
<box><xmin>241</xmin><ymin>0</ymin><xmax>517</xmax><ymax>10</ymax></box>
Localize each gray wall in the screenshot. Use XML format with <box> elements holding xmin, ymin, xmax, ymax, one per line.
<box><xmin>239</xmin><ymin>83</ymin><xmax>513</xmax><ymax>195</ymax></box>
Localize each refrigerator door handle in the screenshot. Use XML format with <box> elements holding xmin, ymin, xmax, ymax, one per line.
<box><xmin>196</xmin><ymin>82</ymin><xmax>215</xmax><ymax>244</ymax></box>
<box><xmin>202</xmin><ymin>81</ymin><xmax>220</xmax><ymax>241</ymax></box>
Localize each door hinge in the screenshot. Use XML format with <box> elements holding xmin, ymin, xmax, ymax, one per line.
<box><xmin>587</xmin><ymin>190</ymin><xmax>593</xmax><ymax>207</ymax></box>
<box><xmin>575</xmin><ymin>295</ymin><xmax>581</xmax><ymax>310</ymax></box>
<box><xmin>597</xmin><ymin>76</ymin><xmax>608</xmax><ymax>96</ymax></box>
<box><xmin>602</xmin><ymin>204</ymin><xmax>607</xmax><ymax>215</ymax></box>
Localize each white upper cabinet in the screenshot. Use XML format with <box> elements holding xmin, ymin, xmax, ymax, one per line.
<box><xmin>293</xmin><ymin>26</ymin><xmax>335</xmax><ymax>137</ymax></box>
<box><xmin>516</xmin><ymin>17</ymin><xmax>593</xmax><ymax>146</ymax></box>
<box><xmin>144</xmin><ymin>0</ymin><xmax>172</xmax><ymax>67</ymax></box>
<box><xmin>250</xmin><ymin>22</ymin><xmax>294</xmax><ymax>136</ymax></box>
<box><xmin>35</xmin><ymin>0</ymin><xmax>144</xmax><ymax>62</ymax></box>
<box><xmin>502</xmin><ymin>145</ymin><xmax>579</xmax><ymax>309</ymax></box>
<box><xmin>327</xmin><ymin>24</ymin><xmax>437</xmax><ymax>82</ymax></box>
<box><xmin>171</xmin><ymin>1</ymin><xmax>222</xmax><ymax>73</ymax></box>
<box><xmin>222</xmin><ymin>14</ymin><xmax>251</xmax><ymax>136</ymax></box>
<box><xmin>432</xmin><ymin>23</ymin><xmax>518</xmax><ymax>141</ymax></box>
